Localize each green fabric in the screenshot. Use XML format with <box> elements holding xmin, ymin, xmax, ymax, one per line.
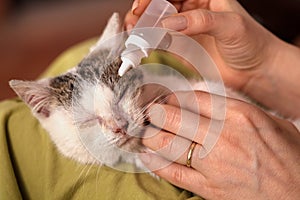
<box><xmin>0</xmin><ymin>38</ymin><xmax>203</xmax><ymax>199</ymax></box>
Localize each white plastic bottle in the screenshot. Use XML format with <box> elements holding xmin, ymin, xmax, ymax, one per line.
<box><xmin>118</xmin><ymin>0</ymin><xmax>177</xmax><ymax>76</ymax></box>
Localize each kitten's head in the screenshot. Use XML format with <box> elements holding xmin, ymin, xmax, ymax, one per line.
<box><xmin>9</xmin><ymin>13</ymin><xmax>150</xmax><ymax>165</ymax></box>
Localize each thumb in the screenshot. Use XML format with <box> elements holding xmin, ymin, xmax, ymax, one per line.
<box><xmin>161</xmin><ymin>9</ymin><xmax>245</xmax><ymax>43</ymax></box>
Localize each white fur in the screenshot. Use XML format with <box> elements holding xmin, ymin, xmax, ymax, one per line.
<box><xmin>39</xmin><ymin>108</ymin><xmax>97</xmax><ymax>164</ymax></box>
<box><xmin>79</xmin><ymin>81</ymin><xmax>114</xmax><ymax>119</ymax></box>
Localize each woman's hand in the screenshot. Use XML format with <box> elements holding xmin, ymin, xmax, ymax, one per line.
<box><xmin>125</xmin><ymin>0</ymin><xmax>278</xmax><ymax>90</ymax></box>
<box><xmin>140</xmin><ymin>91</ymin><xmax>300</xmax><ymax>199</ymax></box>
<box><xmin>125</xmin><ymin>0</ymin><xmax>300</xmax><ymax>118</ymax></box>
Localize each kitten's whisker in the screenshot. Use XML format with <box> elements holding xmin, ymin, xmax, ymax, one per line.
<box><xmin>71</xmin><ymin>163</ymin><xmax>90</xmax><ymax>194</ymax></box>
<box><xmin>100</xmin><ymin>136</ymin><xmax>120</xmax><ymax>147</ymax></box>
<box><xmin>109</xmin><ymin>137</ymin><xmax>121</xmax><ymax>145</ymax></box>
<box><xmin>95</xmin><ymin>163</ymin><xmax>102</xmax><ymax>196</ymax></box>
<box><xmin>83</xmin><ymin>162</ymin><xmax>95</xmax><ymax>185</ymax></box>
<box><xmin>138</xmin><ymin>94</ymin><xmax>167</xmax><ymax>114</ymax></box>
<box><xmin>76</xmin><ymin>160</ymin><xmax>98</xmax><ymax>193</ymax></box>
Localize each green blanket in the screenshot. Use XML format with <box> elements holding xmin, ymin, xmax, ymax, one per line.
<box><xmin>0</xmin><ymin>38</ymin><xmax>202</xmax><ymax>200</ymax></box>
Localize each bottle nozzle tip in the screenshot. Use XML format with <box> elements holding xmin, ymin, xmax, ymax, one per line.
<box><xmin>118</xmin><ymin>59</ymin><xmax>133</xmax><ymax>76</ymax></box>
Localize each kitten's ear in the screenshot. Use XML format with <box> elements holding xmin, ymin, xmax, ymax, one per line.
<box><xmin>90</xmin><ymin>12</ymin><xmax>123</xmax><ymax>52</ymax></box>
<box><xmin>9</xmin><ymin>80</ymin><xmax>53</xmax><ymax>118</ymax></box>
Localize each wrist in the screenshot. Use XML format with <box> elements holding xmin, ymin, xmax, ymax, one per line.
<box><xmin>243</xmin><ymin>37</ymin><xmax>300</xmax><ymax>118</ymax></box>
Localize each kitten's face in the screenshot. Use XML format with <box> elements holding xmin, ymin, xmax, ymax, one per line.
<box><xmin>10</xmin><ymin>52</ymin><xmax>147</xmax><ymax>165</ymax></box>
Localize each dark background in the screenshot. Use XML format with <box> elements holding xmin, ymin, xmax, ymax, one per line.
<box><xmin>239</xmin><ymin>0</ymin><xmax>300</xmax><ymax>43</ymax></box>
<box><xmin>0</xmin><ymin>0</ymin><xmax>299</xmax><ymax>100</ymax></box>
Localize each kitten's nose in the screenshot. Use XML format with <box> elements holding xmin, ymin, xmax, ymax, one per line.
<box><xmin>113</xmin><ymin>127</ymin><xmax>126</xmax><ymax>136</ymax></box>
<box><xmin>110</xmin><ymin>119</ymin><xmax>128</xmax><ymax>136</ymax></box>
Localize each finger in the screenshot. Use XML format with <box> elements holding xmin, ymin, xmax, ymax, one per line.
<box><xmin>126</xmin><ymin>0</ymin><xmax>177</xmax><ymax>30</ymax></box>
<box><xmin>124</xmin><ymin>11</ymin><xmax>139</xmax><ymax>30</ymax></box>
<box><xmin>139</xmin><ymin>152</ymin><xmax>209</xmax><ymax>198</ymax></box>
<box><xmin>143</xmin><ymin>127</ymin><xmax>204</xmax><ymax>171</ymax></box>
<box><xmin>169</xmin><ymin>0</ymin><xmax>213</xmax><ymax>12</ymax></box>
<box><xmin>166</xmin><ymin>90</ymin><xmax>227</xmax><ymax>120</ymax></box>
<box><xmin>179</xmin><ymin>0</ymin><xmax>209</xmax><ymax>12</ymax></box>
<box><xmin>147</xmin><ymin>102</ymin><xmax>225</xmax><ymax>159</ymax></box>
<box><xmin>161</xmin><ymin>8</ymin><xmax>246</xmax><ymax>43</ymax></box>
<box><xmin>131</xmin><ymin>0</ymin><xmax>151</xmax><ymax>16</ymax></box>
<box><xmin>143</xmin><ymin>126</ymin><xmax>191</xmax><ymax>165</ymax></box>
<box><xmin>143</xmin><ymin>124</ymin><xmax>253</xmax><ymax>181</ymax></box>
<box><xmin>148</xmin><ymin>104</ymin><xmax>211</xmax><ymax>143</ymax></box>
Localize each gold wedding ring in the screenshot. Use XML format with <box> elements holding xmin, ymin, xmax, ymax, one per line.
<box><xmin>186</xmin><ymin>141</ymin><xmax>197</xmax><ymax>168</ymax></box>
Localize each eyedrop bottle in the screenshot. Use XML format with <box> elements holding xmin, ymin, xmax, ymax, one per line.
<box><xmin>118</xmin><ymin>0</ymin><xmax>177</xmax><ymax>76</ymax></box>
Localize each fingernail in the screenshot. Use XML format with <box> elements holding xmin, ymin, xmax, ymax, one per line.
<box><xmin>131</xmin><ymin>0</ymin><xmax>139</xmax><ymax>15</ymax></box>
<box><xmin>162</xmin><ymin>15</ymin><xmax>187</xmax><ymax>31</ymax></box>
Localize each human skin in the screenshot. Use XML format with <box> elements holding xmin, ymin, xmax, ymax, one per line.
<box><xmin>125</xmin><ymin>0</ymin><xmax>300</xmax><ymax>119</ymax></box>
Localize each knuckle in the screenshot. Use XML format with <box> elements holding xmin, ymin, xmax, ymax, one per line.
<box><xmin>170</xmin><ymin>167</ymin><xmax>184</xmax><ymax>184</ymax></box>
<box><xmin>192</xmin><ymin>9</ymin><xmax>216</xmax><ymax>30</ymax></box>
<box><xmin>235</xmin><ymin>108</ymin><xmax>250</xmax><ymax>121</ymax></box>
<box><xmin>227</xmin><ymin>101</ymin><xmax>252</xmax><ymax>123</ymax></box>
<box><xmin>183</xmin><ymin>9</ymin><xmax>216</xmax><ymax>34</ymax></box>
<box><xmin>231</xmin><ymin>12</ymin><xmax>245</xmax><ymax>25</ymax></box>
<box><xmin>228</xmin><ymin>13</ymin><xmax>247</xmax><ymax>36</ymax></box>
<box><xmin>158</xmin><ymin>134</ymin><xmax>173</xmax><ymax>149</ymax></box>
<box><xmin>166</xmin><ymin>107</ymin><xmax>181</xmax><ymax>129</ymax></box>
<box><xmin>233</xmin><ymin>109</ymin><xmax>251</xmax><ymax>125</ymax></box>
<box><xmin>227</xmin><ymin>101</ymin><xmax>264</xmax><ymax>128</ymax></box>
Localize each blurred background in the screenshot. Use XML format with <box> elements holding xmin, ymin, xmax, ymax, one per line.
<box><xmin>0</xmin><ymin>0</ymin><xmax>299</xmax><ymax>100</ymax></box>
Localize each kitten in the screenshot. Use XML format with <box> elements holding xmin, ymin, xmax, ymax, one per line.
<box><xmin>9</xmin><ymin>13</ymin><xmax>151</xmax><ymax>170</ymax></box>
<box><xmin>9</xmin><ymin>13</ymin><xmax>299</xmax><ymax>173</ymax></box>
